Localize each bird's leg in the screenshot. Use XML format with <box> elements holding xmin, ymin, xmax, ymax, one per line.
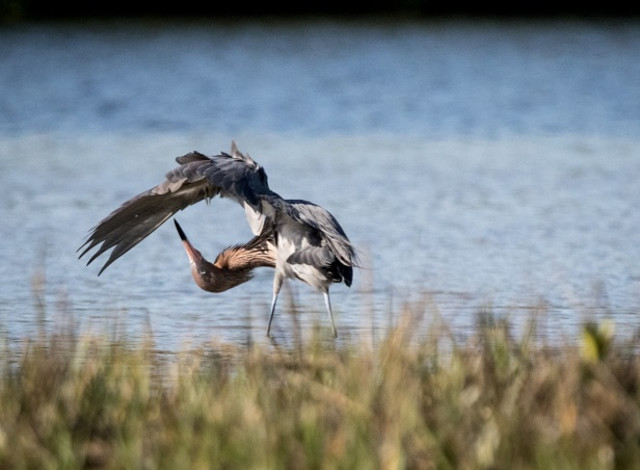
<box><xmin>323</xmin><ymin>291</ymin><xmax>338</xmax><ymax>338</ymax></box>
<box><xmin>267</xmin><ymin>275</ymin><xmax>283</xmax><ymax>337</ymax></box>
<box><xmin>266</xmin><ymin>294</ymin><xmax>278</xmax><ymax>337</ymax></box>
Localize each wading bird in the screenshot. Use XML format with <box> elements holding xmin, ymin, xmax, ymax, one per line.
<box><xmin>78</xmin><ymin>142</ymin><xmax>357</xmax><ymax>337</ymax></box>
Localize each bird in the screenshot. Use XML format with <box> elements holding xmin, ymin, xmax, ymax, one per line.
<box><xmin>78</xmin><ymin>142</ymin><xmax>357</xmax><ymax>337</ymax></box>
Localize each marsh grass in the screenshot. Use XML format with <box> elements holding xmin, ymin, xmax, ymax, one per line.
<box><xmin>1</xmin><ymin>304</ymin><xmax>639</xmax><ymax>469</ymax></box>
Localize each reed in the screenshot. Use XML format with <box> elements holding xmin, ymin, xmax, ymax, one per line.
<box><xmin>0</xmin><ymin>307</ymin><xmax>639</xmax><ymax>469</ymax></box>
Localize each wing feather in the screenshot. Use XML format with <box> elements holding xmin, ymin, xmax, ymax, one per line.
<box><xmin>78</xmin><ymin>144</ymin><xmax>273</xmax><ymax>274</ymax></box>
<box><xmin>284</xmin><ymin>200</ymin><xmax>357</xmax><ymax>268</ymax></box>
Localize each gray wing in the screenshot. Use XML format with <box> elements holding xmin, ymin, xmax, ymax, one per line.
<box><xmin>270</xmin><ymin>197</ymin><xmax>358</xmax><ymax>268</ymax></box>
<box><xmin>78</xmin><ymin>143</ymin><xmax>273</xmax><ymax>275</ymax></box>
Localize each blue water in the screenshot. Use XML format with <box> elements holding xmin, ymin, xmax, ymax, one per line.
<box><xmin>1</xmin><ymin>19</ymin><xmax>639</xmax><ymax>349</ymax></box>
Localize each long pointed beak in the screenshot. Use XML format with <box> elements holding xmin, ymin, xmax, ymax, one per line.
<box><xmin>174</xmin><ymin>219</ymin><xmax>203</xmax><ymax>264</ymax></box>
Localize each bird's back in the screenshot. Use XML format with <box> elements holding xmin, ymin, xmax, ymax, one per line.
<box><xmin>270</xmin><ymin>199</ymin><xmax>355</xmax><ymax>291</ymax></box>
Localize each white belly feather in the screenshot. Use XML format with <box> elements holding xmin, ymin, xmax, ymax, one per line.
<box><xmin>275</xmin><ymin>223</ymin><xmax>331</xmax><ymax>292</ymax></box>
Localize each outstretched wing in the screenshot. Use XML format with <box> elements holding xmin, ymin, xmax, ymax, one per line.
<box><xmin>78</xmin><ymin>142</ymin><xmax>273</xmax><ymax>275</ymax></box>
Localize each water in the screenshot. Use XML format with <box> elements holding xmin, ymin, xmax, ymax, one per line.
<box><xmin>1</xmin><ymin>19</ymin><xmax>639</xmax><ymax>349</ymax></box>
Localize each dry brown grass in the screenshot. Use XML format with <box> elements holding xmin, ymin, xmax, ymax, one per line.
<box><xmin>0</xmin><ymin>306</ymin><xmax>639</xmax><ymax>469</ymax></box>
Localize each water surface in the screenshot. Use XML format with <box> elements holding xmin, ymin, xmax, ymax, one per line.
<box><xmin>1</xmin><ymin>19</ymin><xmax>639</xmax><ymax>348</ymax></box>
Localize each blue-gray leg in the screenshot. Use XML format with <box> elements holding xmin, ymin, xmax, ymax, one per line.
<box><xmin>324</xmin><ymin>291</ymin><xmax>338</xmax><ymax>338</ymax></box>
<box><xmin>267</xmin><ymin>292</ymin><xmax>279</xmax><ymax>337</ymax></box>
<box><xmin>267</xmin><ymin>275</ymin><xmax>283</xmax><ymax>337</ymax></box>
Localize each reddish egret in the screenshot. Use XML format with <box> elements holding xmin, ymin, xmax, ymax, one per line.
<box><xmin>79</xmin><ymin>142</ymin><xmax>357</xmax><ymax>337</ymax></box>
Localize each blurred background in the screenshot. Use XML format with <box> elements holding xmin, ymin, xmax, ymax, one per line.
<box><xmin>1</xmin><ymin>5</ymin><xmax>639</xmax><ymax>349</ymax></box>
<box><xmin>2</xmin><ymin>1</ymin><xmax>640</xmax><ymax>22</ymax></box>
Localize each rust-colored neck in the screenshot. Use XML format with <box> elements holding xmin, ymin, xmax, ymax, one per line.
<box><xmin>189</xmin><ymin>256</ymin><xmax>252</xmax><ymax>293</ymax></box>
<box><xmin>175</xmin><ymin>220</ymin><xmax>275</xmax><ymax>294</ymax></box>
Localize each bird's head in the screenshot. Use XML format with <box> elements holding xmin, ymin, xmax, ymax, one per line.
<box><xmin>174</xmin><ymin>219</ymin><xmax>222</xmax><ymax>292</ymax></box>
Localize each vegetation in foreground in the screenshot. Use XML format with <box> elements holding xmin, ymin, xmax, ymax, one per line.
<box><xmin>0</xmin><ymin>309</ymin><xmax>639</xmax><ymax>469</ymax></box>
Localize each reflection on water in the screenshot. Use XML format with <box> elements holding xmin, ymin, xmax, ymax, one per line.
<box><xmin>1</xmin><ymin>20</ymin><xmax>639</xmax><ymax>349</ymax></box>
